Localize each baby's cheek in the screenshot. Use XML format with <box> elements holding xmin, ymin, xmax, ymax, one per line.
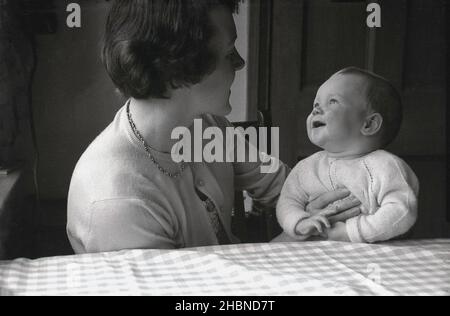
<box><xmin>306</xmin><ymin>118</ymin><xmax>314</xmax><ymax>140</ymax></box>
<box><xmin>307</xmin><ymin>114</ymin><xmax>317</xmax><ymax>129</ymax></box>
<box><xmin>306</xmin><ymin>114</ymin><xmax>313</xmax><ymax>128</ymax></box>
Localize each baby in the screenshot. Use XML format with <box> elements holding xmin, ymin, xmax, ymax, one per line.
<box><xmin>276</xmin><ymin>67</ymin><xmax>419</xmax><ymax>243</ymax></box>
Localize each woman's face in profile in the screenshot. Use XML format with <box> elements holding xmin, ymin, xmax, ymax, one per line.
<box><xmin>191</xmin><ymin>5</ymin><xmax>246</xmax><ymax>117</ymax></box>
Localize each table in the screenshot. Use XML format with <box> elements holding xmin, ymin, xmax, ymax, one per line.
<box><xmin>0</xmin><ymin>240</ymin><xmax>449</xmax><ymax>296</ymax></box>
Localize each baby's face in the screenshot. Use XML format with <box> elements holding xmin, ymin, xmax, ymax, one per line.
<box><xmin>307</xmin><ymin>73</ymin><xmax>371</xmax><ymax>154</ymax></box>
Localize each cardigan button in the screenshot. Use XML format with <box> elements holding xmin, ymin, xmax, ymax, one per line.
<box><xmin>197</xmin><ymin>180</ymin><xmax>205</xmax><ymax>187</ymax></box>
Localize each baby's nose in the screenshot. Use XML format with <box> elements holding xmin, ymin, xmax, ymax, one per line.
<box><xmin>312</xmin><ymin>103</ymin><xmax>323</xmax><ymax>115</ymax></box>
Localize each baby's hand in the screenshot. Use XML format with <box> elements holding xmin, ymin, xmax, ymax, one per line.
<box><xmin>295</xmin><ymin>214</ymin><xmax>331</xmax><ymax>236</ymax></box>
<box><xmin>326</xmin><ymin>222</ymin><xmax>351</xmax><ymax>242</ymax></box>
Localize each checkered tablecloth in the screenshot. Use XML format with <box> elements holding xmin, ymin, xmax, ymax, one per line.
<box><xmin>0</xmin><ymin>240</ymin><xmax>449</xmax><ymax>296</ymax></box>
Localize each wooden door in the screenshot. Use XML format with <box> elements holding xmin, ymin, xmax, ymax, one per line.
<box><xmin>268</xmin><ymin>0</ymin><xmax>448</xmax><ymax>238</ymax></box>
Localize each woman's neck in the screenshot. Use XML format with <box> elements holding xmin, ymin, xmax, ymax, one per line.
<box><xmin>129</xmin><ymin>97</ymin><xmax>198</xmax><ymax>153</ymax></box>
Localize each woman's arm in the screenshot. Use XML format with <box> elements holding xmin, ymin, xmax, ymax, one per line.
<box><xmin>68</xmin><ymin>198</ymin><xmax>177</xmax><ymax>254</ymax></box>
<box><xmin>212</xmin><ymin>115</ymin><xmax>291</xmax><ymax>209</ymax></box>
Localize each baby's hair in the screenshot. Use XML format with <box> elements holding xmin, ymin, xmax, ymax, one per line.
<box><xmin>336</xmin><ymin>67</ymin><xmax>403</xmax><ymax>148</ymax></box>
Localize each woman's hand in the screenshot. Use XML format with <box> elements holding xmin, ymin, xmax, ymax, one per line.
<box><xmin>306</xmin><ymin>189</ymin><xmax>361</xmax><ymax>225</ymax></box>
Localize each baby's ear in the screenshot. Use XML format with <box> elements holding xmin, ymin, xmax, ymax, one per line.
<box><xmin>361</xmin><ymin>113</ymin><xmax>383</xmax><ymax>136</ymax></box>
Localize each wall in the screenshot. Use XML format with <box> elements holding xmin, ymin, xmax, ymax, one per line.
<box><xmin>0</xmin><ymin>0</ymin><xmax>34</xmax><ymax>166</ymax></box>
<box><xmin>32</xmin><ymin>0</ymin><xmax>122</xmax><ymax>200</ymax></box>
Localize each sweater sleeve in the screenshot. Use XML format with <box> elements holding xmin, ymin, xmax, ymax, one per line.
<box><xmin>346</xmin><ymin>155</ymin><xmax>419</xmax><ymax>243</ymax></box>
<box><xmin>70</xmin><ymin>197</ymin><xmax>178</xmax><ymax>253</ymax></box>
<box><xmin>212</xmin><ymin>115</ymin><xmax>291</xmax><ymax>210</ymax></box>
<box><xmin>276</xmin><ymin>162</ymin><xmax>312</xmax><ymax>240</ymax></box>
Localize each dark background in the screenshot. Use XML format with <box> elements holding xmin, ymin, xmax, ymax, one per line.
<box><xmin>0</xmin><ymin>0</ymin><xmax>448</xmax><ymax>259</ymax></box>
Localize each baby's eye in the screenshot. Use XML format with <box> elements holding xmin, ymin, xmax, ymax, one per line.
<box><xmin>329</xmin><ymin>98</ymin><xmax>339</xmax><ymax>105</ymax></box>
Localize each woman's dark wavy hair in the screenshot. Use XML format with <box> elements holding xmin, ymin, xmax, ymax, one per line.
<box><xmin>102</xmin><ymin>0</ymin><xmax>239</xmax><ymax>99</ymax></box>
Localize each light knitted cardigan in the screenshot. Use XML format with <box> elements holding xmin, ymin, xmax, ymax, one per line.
<box><xmin>67</xmin><ymin>104</ymin><xmax>290</xmax><ymax>253</ymax></box>
<box><xmin>276</xmin><ymin>150</ymin><xmax>419</xmax><ymax>243</ymax></box>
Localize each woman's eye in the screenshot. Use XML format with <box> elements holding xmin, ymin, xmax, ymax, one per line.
<box><xmin>227</xmin><ymin>47</ymin><xmax>237</xmax><ymax>59</ymax></box>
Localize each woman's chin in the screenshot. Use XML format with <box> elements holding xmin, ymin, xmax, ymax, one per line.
<box><xmin>216</xmin><ymin>102</ymin><xmax>232</xmax><ymax>116</ymax></box>
<box><xmin>224</xmin><ymin>102</ymin><xmax>232</xmax><ymax>115</ymax></box>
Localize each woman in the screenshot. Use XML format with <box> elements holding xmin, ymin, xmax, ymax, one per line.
<box><xmin>67</xmin><ymin>0</ymin><xmax>360</xmax><ymax>253</ymax></box>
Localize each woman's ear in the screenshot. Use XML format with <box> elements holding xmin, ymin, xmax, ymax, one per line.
<box><xmin>361</xmin><ymin>113</ymin><xmax>383</xmax><ymax>136</ymax></box>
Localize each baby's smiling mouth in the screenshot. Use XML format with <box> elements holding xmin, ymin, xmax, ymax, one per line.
<box><xmin>312</xmin><ymin>121</ymin><xmax>326</xmax><ymax>129</ymax></box>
